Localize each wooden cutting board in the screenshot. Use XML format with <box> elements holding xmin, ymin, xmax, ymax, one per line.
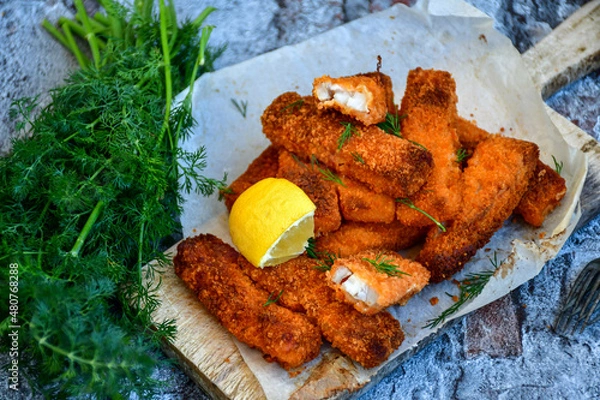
<box><xmin>146</xmin><ymin>2</ymin><xmax>600</xmax><ymax>399</ymax></box>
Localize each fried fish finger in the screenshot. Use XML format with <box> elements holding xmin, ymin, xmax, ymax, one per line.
<box><xmin>173</xmin><ymin>234</ymin><xmax>322</xmax><ymax>370</ymax></box>
<box><xmin>327</xmin><ymin>250</ymin><xmax>430</xmax><ymax>315</ymax></box>
<box><xmin>453</xmin><ymin>117</ymin><xmax>567</xmax><ymax>227</ymax></box>
<box><xmin>396</xmin><ymin>68</ymin><xmax>463</xmax><ymax>227</ymax></box>
<box><xmin>336</xmin><ymin>178</ymin><xmax>396</xmax><ymax>223</ymax></box>
<box><xmin>239</xmin><ymin>255</ymin><xmax>404</xmax><ymax>368</ymax></box>
<box><xmin>261</xmin><ymin>92</ymin><xmax>433</xmax><ymax>198</ymax></box>
<box><xmin>417</xmin><ymin>135</ymin><xmax>539</xmax><ymax>282</ymax></box>
<box><xmin>314</xmin><ymin>220</ymin><xmax>427</xmax><ymax>258</ymax></box>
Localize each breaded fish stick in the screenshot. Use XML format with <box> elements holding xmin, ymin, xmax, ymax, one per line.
<box><xmin>514</xmin><ymin>160</ymin><xmax>567</xmax><ymax>227</ymax></box>
<box><xmin>417</xmin><ymin>135</ymin><xmax>539</xmax><ymax>282</ymax></box>
<box><xmin>396</xmin><ymin>68</ymin><xmax>463</xmax><ymax>227</ymax></box>
<box><xmin>276</xmin><ymin>150</ymin><xmax>342</xmax><ymax>235</ymax></box>
<box><xmin>239</xmin><ymin>255</ymin><xmax>404</xmax><ymax>368</ymax></box>
<box><xmin>453</xmin><ymin>117</ymin><xmax>567</xmax><ymax>227</ymax></box>
<box><xmin>314</xmin><ymin>220</ymin><xmax>427</xmax><ymax>258</ymax></box>
<box><xmin>174</xmin><ymin>234</ymin><xmax>322</xmax><ymax>370</ymax></box>
<box><xmin>327</xmin><ymin>250</ymin><xmax>430</xmax><ymax>315</ymax></box>
<box><xmin>221</xmin><ymin>145</ymin><xmax>280</xmax><ymax>211</ymax></box>
<box><xmin>336</xmin><ymin>178</ymin><xmax>396</xmax><ymax>223</ymax></box>
<box><xmin>261</xmin><ymin>92</ymin><xmax>433</xmax><ymax>198</ymax></box>
<box><xmin>313</xmin><ymin>71</ymin><xmax>395</xmax><ymax>125</ymax></box>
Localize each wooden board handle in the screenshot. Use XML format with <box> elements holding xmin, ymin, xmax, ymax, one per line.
<box><xmin>522</xmin><ymin>0</ymin><xmax>600</xmax><ymax>99</ymax></box>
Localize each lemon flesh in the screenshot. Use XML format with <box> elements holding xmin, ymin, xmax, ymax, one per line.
<box><xmin>228</xmin><ymin>178</ymin><xmax>316</xmax><ymax>268</ymax></box>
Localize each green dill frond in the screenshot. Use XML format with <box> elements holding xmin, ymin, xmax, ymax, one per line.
<box><xmin>362</xmin><ymin>253</ymin><xmax>411</xmax><ymax>277</ymax></box>
<box><xmin>338</xmin><ymin>121</ymin><xmax>359</xmax><ymax>149</ymax></box>
<box><xmin>231</xmin><ymin>98</ymin><xmax>248</xmax><ymax>118</ymax></box>
<box><xmin>396</xmin><ymin>198</ymin><xmax>446</xmax><ymax>232</ymax></box>
<box><xmin>377</xmin><ymin>112</ymin><xmax>405</xmax><ymax>137</ymax></box>
<box><xmin>423</xmin><ymin>252</ymin><xmax>503</xmax><ymax>329</ymax></box>
<box><xmin>281</xmin><ymin>99</ymin><xmax>304</xmax><ymax>114</ymax></box>
<box><xmin>456</xmin><ymin>148</ymin><xmax>469</xmax><ymax>163</ymax></box>
<box><xmin>552</xmin><ymin>155</ymin><xmax>564</xmax><ymax>175</ymax></box>
<box><xmin>264</xmin><ymin>290</ymin><xmax>284</xmax><ymax>306</ymax></box>
<box><xmin>310</xmin><ymin>155</ymin><xmax>345</xmax><ymax>187</ymax></box>
<box><xmin>351</xmin><ymin>152</ymin><xmax>365</xmax><ymax>164</ymax></box>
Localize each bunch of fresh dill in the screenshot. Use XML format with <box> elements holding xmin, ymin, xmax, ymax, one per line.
<box><xmin>0</xmin><ymin>0</ymin><xmax>225</xmax><ymax>397</ymax></box>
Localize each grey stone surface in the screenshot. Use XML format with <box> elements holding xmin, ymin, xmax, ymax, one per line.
<box><xmin>1</xmin><ymin>0</ymin><xmax>599</xmax><ymax>399</ymax></box>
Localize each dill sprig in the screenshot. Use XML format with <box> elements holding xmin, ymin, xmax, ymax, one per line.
<box><xmin>281</xmin><ymin>99</ymin><xmax>305</xmax><ymax>114</ymax></box>
<box><xmin>1</xmin><ymin>1</ymin><xmax>225</xmax><ymax>397</ymax></box>
<box><xmin>338</xmin><ymin>121</ymin><xmax>359</xmax><ymax>149</ymax></box>
<box><xmin>377</xmin><ymin>112</ymin><xmax>405</xmax><ymax>137</ymax></box>
<box><xmin>310</xmin><ymin>155</ymin><xmax>345</xmax><ymax>186</ymax></box>
<box><xmin>231</xmin><ymin>98</ymin><xmax>248</xmax><ymax>118</ymax></box>
<box><xmin>424</xmin><ymin>252</ymin><xmax>503</xmax><ymax>329</ymax></box>
<box><xmin>264</xmin><ymin>290</ymin><xmax>284</xmax><ymax>306</ymax></box>
<box><xmin>352</xmin><ymin>151</ymin><xmax>365</xmax><ymax>164</ymax></box>
<box><xmin>396</xmin><ymin>198</ymin><xmax>446</xmax><ymax>232</ymax></box>
<box><xmin>552</xmin><ymin>155</ymin><xmax>564</xmax><ymax>175</ymax></box>
<box><xmin>305</xmin><ymin>238</ymin><xmax>337</xmax><ymax>271</ymax></box>
<box><xmin>456</xmin><ymin>148</ymin><xmax>469</xmax><ymax>163</ymax></box>
<box><xmin>362</xmin><ymin>253</ymin><xmax>411</xmax><ymax>277</ymax></box>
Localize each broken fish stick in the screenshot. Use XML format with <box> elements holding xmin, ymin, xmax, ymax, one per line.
<box><xmin>417</xmin><ymin>135</ymin><xmax>539</xmax><ymax>282</ymax></box>
<box><xmin>314</xmin><ymin>220</ymin><xmax>427</xmax><ymax>258</ymax></box>
<box><xmin>313</xmin><ymin>71</ymin><xmax>395</xmax><ymax>125</ymax></box>
<box><xmin>327</xmin><ymin>250</ymin><xmax>430</xmax><ymax>315</ymax></box>
<box><xmin>174</xmin><ymin>234</ymin><xmax>322</xmax><ymax>370</ymax></box>
<box><xmin>396</xmin><ymin>68</ymin><xmax>463</xmax><ymax>227</ymax></box>
<box><xmin>261</xmin><ymin>92</ymin><xmax>433</xmax><ymax>198</ymax></box>
<box><xmin>277</xmin><ymin>150</ymin><xmax>342</xmax><ymax>236</ymax></box>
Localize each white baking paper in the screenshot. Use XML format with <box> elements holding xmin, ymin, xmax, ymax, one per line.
<box><xmin>176</xmin><ymin>0</ymin><xmax>587</xmax><ymax>398</ymax></box>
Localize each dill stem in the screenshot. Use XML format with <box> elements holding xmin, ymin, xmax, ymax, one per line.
<box><xmin>69</xmin><ymin>200</ymin><xmax>105</xmax><ymax>258</ymax></box>
<box><xmin>157</xmin><ymin>0</ymin><xmax>173</xmax><ymax>148</ymax></box>
<box><xmin>74</xmin><ymin>0</ymin><xmax>101</xmax><ymax>70</ymax></box>
<box><xmin>59</xmin><ymin>17</ymin><xmax>107</xmax><ymax>49</ymax></box>
<box><xmin>41</xmin><ymin>19</ymin><xmax>71</xmax><ymax>49</ymax></box>
<box><xmin>61</xmin><ymin>22</ymin><xmax>90</xmax><ymax>68</ymax></box>
<box><xmin>192</xmin><ymin>7</ymin><xmax>216</xmax><ymax>30</ymax></box>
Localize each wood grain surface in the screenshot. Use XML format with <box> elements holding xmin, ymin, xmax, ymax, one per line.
<box><xmin>145</xmin><ymin>2</ymin><xmax>600</xmax><ymax>399</ymax></box>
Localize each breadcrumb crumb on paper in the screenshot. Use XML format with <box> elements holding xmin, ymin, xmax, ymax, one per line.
<box><xmin>175</xmin><ymin>0</ymin><xmax>586</xmax><ymax>398</ymax></box>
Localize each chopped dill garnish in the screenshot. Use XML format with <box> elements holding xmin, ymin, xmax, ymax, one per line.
<box><xmin>264</xmin><ymin>290</ymin><xmax>284</xmax><ymax>306</ymax></box>
<box><xmin>377</xmin><ymin>112</ymin><xmax>405</xmax><ymax>137</ymax></box>
<box><xmin>281</xmin><ymin>99</ymin><xmax>304</xmax><ymax>114</ymax></box>
<box><xmin>338</xmin><ymin>121</ymin><xmax>359</xmax><ymax>149</ymax></box>
<box><xmin>396</xmin><ymin>198</ymin><xmax>446</xmax><ymax>232</ymax></box>
<box><xmin>362</xmin><ymin>253</ymin><xmax>411</xmax><ymax>277</ymax></box>
<box><xmin>351</xmin><ymin>151</ymin><xmax>365</xmax><ymax>164</ymax></box>
<box><xmin>423</xmin><ymin>252</ymin><xmax>503</xmax><ymax>329</ymax></box>
<box><xmin>310</xmin><ymin>155</ymin><xmax>345</xmax><ymax>187</ymax></box>
<box><xmin>306</xmin><ymin>237</ymin><xmax>337</xmax><ymax>271</ymax></box>
<box><xmin>231</xmin><ymin>98</ymin><xmax>248</xmax><ymax>118</ymax></box>
<box><xmin>552</xmin><ymin>155</ymin><xmax>564</xmax><ymax>175</ymax></box>
<box><xmin>456</xmin><ymin>148</ymin><xmax>469</xmax><ymax>163</ymax></box>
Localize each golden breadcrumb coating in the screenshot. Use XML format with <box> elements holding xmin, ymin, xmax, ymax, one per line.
<box><xmin>336</xmin><ymin>178</ymin><xmax>396</xmax><ymax>223</ymax></box>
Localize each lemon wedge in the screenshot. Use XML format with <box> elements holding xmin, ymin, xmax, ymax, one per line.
<box><xmin>229</xmin><ymin>178</ymin><xmax>316</xmax><ymax>268</ymax></box>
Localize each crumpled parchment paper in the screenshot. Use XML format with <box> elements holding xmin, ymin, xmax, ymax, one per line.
<box><xmin>176</xmin><ymin>0</ymin><xmax>587</xmax><ymax>398</ymax></box>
